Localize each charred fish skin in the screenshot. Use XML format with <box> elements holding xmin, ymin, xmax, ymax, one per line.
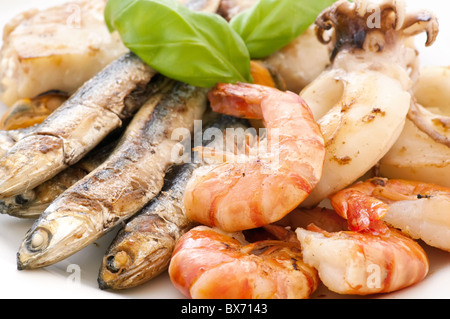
<box><xmin>0</xmin><ymin>139</ymin><xmax>118</xmax><ymax>219</ymax></box>
<box><xmin>97</xmin><ymin>114</ymin><xmax>251</xmax><ymax>290</ymax></box>
<box><xmin>98</xmin><ymin>162</ymin><xmax>199</xmax><ymax>290</ymax></box>
<box><xmin>0</xmin><ymin>52</ymin><xmax>157</xmax><ymax>198</ymax></box>
<box><xmin>17</xmin><ymin>81</ymin><xmax>207</xmax><ymax>270</ymax></box>
<box><xmin>0</xmin><ymin>126</ymin><xmax>35</xmax><ymax>158</ymax></box>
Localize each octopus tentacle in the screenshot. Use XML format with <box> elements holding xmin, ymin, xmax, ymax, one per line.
<box><xmin>315</xmin><ymin>0</ymin><xmax>438</xmax><ymax>60</ymax></box>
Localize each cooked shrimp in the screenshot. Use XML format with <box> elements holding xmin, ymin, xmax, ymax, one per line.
<box><xmin>296</xmin><ymin>223</ymin><xmax>429</xmax><ymax>295</ymax></box>
<box><xmin>329</xmin><ymin>177</ymin><xmax>450</xmax><ymax>252</ymax></box>
<box><xmin>169</xmin><ymin>225</ymin><xmax>319</xmax><ymax>299</ymax></box>
<box><xmin>280</xmin><ymin>207</ymin><xmax>429</xmax><ymax>295</ymax></box>
<box><xmin>184</xmin><ymin>82</ymin><xmax>325</xmax><ymax>232</ymax></box>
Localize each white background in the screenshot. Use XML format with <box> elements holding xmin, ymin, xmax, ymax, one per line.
<box><xmin>0</xmin><ymin>0</ymin><xmax>449</xmax><ymax>299</ymax></box>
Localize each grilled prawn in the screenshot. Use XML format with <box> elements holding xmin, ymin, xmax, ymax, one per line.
<box><xmin>184</xmin><ymin>82</ymin><xmax>325</xmax><ymax>232</ymax></box>
<box><xmin>169</xmin><ymin>225</ymin><xmax>319</xmax><ymax>299</ymax></box>
<box><xmin>300</xmin><ymin>0</ymin><xmax>439</xmax><ymax>206</ymax></box>
<box><xmin>329</xmin><ymin>177</ymin><xmax>450</xmax><ymax>252</ymax></box>
<box><xmin>296</xmin><ymin>223</ymin><xmax>429</xmax><ymax>296</ymax></box>
<box><xmin>283</xmin><ymin>208</ymin><xmax>429</xmax><ymax>296</ymax></box>
<box><xmin>17</xmin><ymin>81</ymin><xmax>207</xmax><ymax>270</ymax></box>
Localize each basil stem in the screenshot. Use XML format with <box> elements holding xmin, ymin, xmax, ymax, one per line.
<box><xmin>105</xmin><ymin>0</ymin><xmax>252</xmax><ymax>88</ymax></box>
<box><xmin>230</xmin><ymin>0</ymin><xmax>336</xmax><ymax>59</ymax></box>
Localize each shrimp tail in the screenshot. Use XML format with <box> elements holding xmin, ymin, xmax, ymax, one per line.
<box><xmin>208</xmin><ymin>82</ymin><xmax>265</xmax><ymax>119</ymax></box>
<box><xmin>169</xmin><ymin>225</ymin><xmax>319</xmax><ymax>299</ymax></box>
<box><xmin>329</xmin><ymin>189</ymin><xmax>389</xmax><ymax>232</ymax></box>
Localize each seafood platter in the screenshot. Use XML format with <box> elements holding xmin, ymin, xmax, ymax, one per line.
<box><xmin>0</xmin><ymin>0</ymin><xmax>449</xmax><ymax>299</ymax></box>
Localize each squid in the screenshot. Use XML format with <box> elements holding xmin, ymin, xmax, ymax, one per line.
<box><xmin>299</xmin><ymin>0</ymin><xmax>439</xmax><ymax>206</ymax></box>
<box><xmin>379</xmin><ymin>66</ymin><xmax>450</xmax><ymax>187</ymax></box>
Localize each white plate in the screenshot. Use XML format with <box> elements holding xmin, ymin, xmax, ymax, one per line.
<box><xmin>0</xmin><ymin>0</ymin><xmax>449</xmax><ymax>299</ymax></box>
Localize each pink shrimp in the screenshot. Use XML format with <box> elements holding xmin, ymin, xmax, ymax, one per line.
<box><xmin>282</xmin><ymin>207</ymin><xmax>430</xmax><ymax>295</ymax></box>
<box><xmin>296</xmin><ymin>223</ymin><xmax>429</xmax><ymax>295</ymax></box>
<box><xmin>184</xmin><ymin>82</ymin><xmax>325</xmax><ymax>232</ymax></box>
<box><xmin>329</xmin><ymin>177</ymin><xmax>450</xmax><ymax>252</ymax></box>
<box><xmin>168</xmin><ymin>224</ymin><xmax>319</xmax><ymax>299</ymax></box>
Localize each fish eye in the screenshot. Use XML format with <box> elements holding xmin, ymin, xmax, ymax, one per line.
<box><xmin>105</xmin><ymin>255</ymin><xmax>120</xmax><ymax>273</ymax></box>
<box><xmin>26</xmin><ymin>227</ymin><xmax>51</xmax><ymax>252</ymax></box>
<box><xmin>105</xmin><ymin>251</ymin><xmax>132</xmax><ymax>274</ymax></box>
<box><xmin>14</xmin><ymin>189</ymin><xmax>36</xmax><ymax>206</ymax></box>
<box><xmin>15</xmin><ymin>194</ymin><xmax>30</xmax><ymax>205</ymax></box>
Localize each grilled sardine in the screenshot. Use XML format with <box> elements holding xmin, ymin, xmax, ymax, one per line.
<box><xmin>0</xmin><ymin>125</ymin><xmax>36</xmax><ymax>158</ymax></box>
<box><xmin>97</xmin><ymin>114</ymin><xmax>251</xmax><ymax>290</ymax></box>
<box><xmin>0</xmin><ymin>52</ymin><xmax>157</xmax><ymax>198</ymax></box>
<box><xmin>17</xmin><ymin>81</ymin><xmax>207</xmax><ymax>270</ymax></box>
<box><xmin>98</xmin><ymin>162</ymin><xmax>198</xmax><ymax>290</ymax></box>
<box><xmin>0</xmin><ymin>137</ymin><xmax>118</xmax><ymax>219</ymax></box>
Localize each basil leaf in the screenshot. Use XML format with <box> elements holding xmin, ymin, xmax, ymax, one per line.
<box><xmin>230</xmin><ymin>0</ymin><xmax>336</xmax><ymax>59</ymax></box>
<box><xmin>105</xmin><ymin>0</ymin><xmax>252</xmax><ymax>87</ymax></box>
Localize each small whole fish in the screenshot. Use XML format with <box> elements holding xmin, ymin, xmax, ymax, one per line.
<box><xmin>0</xmin><ymin>52</ymin><xmax>157</xmax><ymax>198</ymax></box>
<box><xmin>0</xmin><ymin>138</ymin><xmax>118</xmax><ymax>219</ymax></box>
<box><xmin>0</xmin><ymin>125</ymin><xmax>35</xmax><ymax>158</ymax></box>
<box><xmin>98</xmin><ymin>114</ymin><xmax>251</xmax><ymax>290</ymax></box>
<box><xmin>98</xmin><ymin>162</ymin><xmax>199</xmax><ymax>290</ymax></box>
<box><xmin>17</xmin><ymin>80</ymin><xmax>207</xmax><ymax>270</ymax></box>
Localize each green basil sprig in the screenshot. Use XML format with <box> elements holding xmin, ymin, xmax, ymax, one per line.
<box><xmin>105</xmin><ymin>0</ymin><xmax>252</xmax><ymax>87</ymax></box>
<box><xmin>230</xmin><ymin>0</ymin><xmax>337</xmax><ymax>59</ymax></box>
<box><xmin>105</xmin><ymin>0</ymin><xmax>336</xmax><ymax>87</ymax></box>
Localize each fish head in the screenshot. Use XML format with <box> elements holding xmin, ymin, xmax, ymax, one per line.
<box><xmin>17</xmin><ymin>205</ymin><xmax>100</xmax><ymax>270</ymax></box>
<box><xmin>98</xmin><ymin>216</ymin><xmax>176</xmax><ymax>290</ymax></box>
